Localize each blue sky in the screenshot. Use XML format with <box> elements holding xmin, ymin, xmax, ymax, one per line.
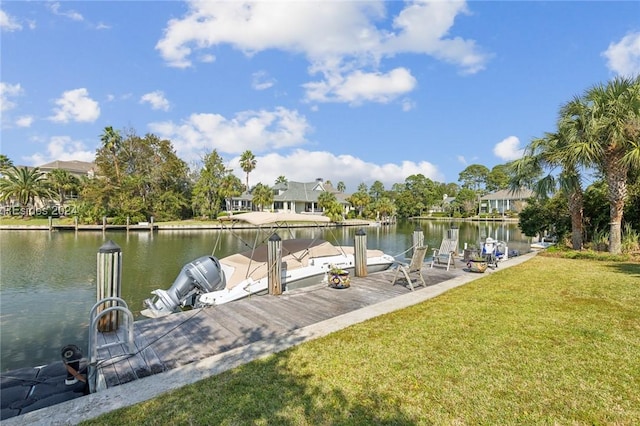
<box><xmin>1</xmin><ymin>1</ymin><xmax>639</xmax><ymax>192</ymax></box>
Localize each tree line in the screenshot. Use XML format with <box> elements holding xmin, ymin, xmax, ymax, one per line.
<box><xmin>1</xmin><ymin>76</ymin><xmax>638</xmax><ymax>254</ymax></box>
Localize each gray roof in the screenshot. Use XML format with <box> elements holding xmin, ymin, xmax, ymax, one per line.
<box><xmin>480</xmin><ymin>188</ymin><xmax>534</xmax><ymax>201</ymax></box>
<box><xmin>38</xmin><ymin>160</ymin><xmax>96</xmax><ymax>175</ymax></box>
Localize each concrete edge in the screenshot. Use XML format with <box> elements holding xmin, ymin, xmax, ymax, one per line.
<box><xmin>8</xmin><ymin>252</ymin><xmax>538</xmax><ymax>426</ymax></box>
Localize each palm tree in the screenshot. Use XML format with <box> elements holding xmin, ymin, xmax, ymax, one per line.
<box><xmin>239</xmin><ymin>150</ymin><xmax>257</xmax><ymax>192</ymax></box>
<box><xmin>251</xmin><ymin>183</ymin><xmax>273</xmax><ymax>211</ymax></box>
<box><xmin>47</xmin><ymin>169</ymin><xmax>79</xmax><ymax>209</ymax></box>
<box><xmin>0</xmin><ymin>166</ymin><xmax>55</xmax><ymax>216</ymax></box>
<box><xmin>100</xmin><ymin>126</ymin><xmax>123</xmax><ymax>185</ymax></box>
<box><xmin>274</xmin><ymin>175</ymin><xmax>287</xmax><ymax>185</ymax></box>
<box><xmin>577</xmin><ymin>76</ymin><xmax>640</xmax><ymax>254</ymax></box>
<box><xmin>510</xmin><ymin>129</ymin><xmax>585</xmax><ymax>250</ymax></box>
<box><xmin>337</xmin><ymin>181</ymin><xmax>346</xmax><ymax>192</ymax></box>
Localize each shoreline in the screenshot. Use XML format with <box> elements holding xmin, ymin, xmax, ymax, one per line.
<box><xmin>0</xmin><ymin>216</ymin><xmax>518</xmax><ymax>232</ymax></box>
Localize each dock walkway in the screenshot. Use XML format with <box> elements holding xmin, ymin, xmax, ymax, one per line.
<box><xmin>1</xmin><ymin>253</ymin><xmax>536</xmax><ymax>425</ymax></box>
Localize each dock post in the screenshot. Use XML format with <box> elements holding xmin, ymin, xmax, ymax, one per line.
<box><xmin>412</xmin><ymin>226</ymin><xmax>424</xmax><ymax>256</ymax></box>
<box><xmin>102</xmin><ymin>216</ymin><xmax>107</xmax><ymax>232</ymax></box>
<box><xmin>48</xmin><ymin>215</ymin><xmax>53</xmax><ymax>232</ymax></box>
<box><xmin>150</xmin><ymin>216</ymin><xmax>154</xmax><ymax>232</ymax></box>
<box><xmin>267</xmin><ymin>233</ymin><xmax>282</xmax><ymax>295</ymax></box>
<box><xmin>126</xmin><ymin>216</ymin><xmax>130</xmax><ymax>232</ymax></box>
<box><xmin>96</xmin><ymin>240</ymin><xmax>122</xmax><ymax>332</ymax></box>
<box><xmin>354</xmin><ymin>228</ymin><xmax>367</xmax><ymax>277</ymax></box>
<box><xmin>74</xmin><ymin>216</ymin><xmax>78</xmax><ymax>231</ymax></box>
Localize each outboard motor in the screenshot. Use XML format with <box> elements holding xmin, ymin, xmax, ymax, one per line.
<box><xmin>142</xmin><ymin>255</ymin><xmax>226</xmax><ymax>318</ymax></box>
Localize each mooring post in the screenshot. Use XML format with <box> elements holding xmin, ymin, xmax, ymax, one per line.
<box><xmin>150</xmin><ymin>216</ymin><xmax>154</xmax><ymax>232</ymax></box>
<box><xmin>412</xmin><ymin>225</ymin><xmax>424</xmax><ymax>256</ymax></box>
<box><xmin>354</xmin><ymin>228</ymin><xmax>367</xmax><ymax>277</ymax></box>
<box><xmin>48</xmin><ymin>215</ymin><xmax>53</xmax><ymax>232</ymax></box>
<box><xmin>126</xmin><ymin>216</ymin><xmax>130</xmax><ymax>232</ymax></box>
<box><xmin>96</xmin><ymin>240</ymin><xmax>122</xmax><ymax>332</ymax></box>
<box><xmin>74</xmin><ymin>216</ymin><xmax>78</xmax><ymax>231</ymax></box>
<box><xmin>267</xmin><ymin>233</ymin><xmax>282</xmax><ymax>295</ymax></box>
<box><xmin>447</xmin><ymin>226</ymin><xmax>459</xmax><ymax>254</ymax></box>
<box><xmin>102</xmin><ymin>216</ymin><xmax>107</xmax><ymax>232</ymax></box>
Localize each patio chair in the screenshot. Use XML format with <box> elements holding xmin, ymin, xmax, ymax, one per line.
<box><xmin>430</xmin><ymin>238</ymin><xmax>457</xmax><ymax>271</ymax></box>
<box><xmin>390</xmin><ymin>245</ymin><xmax>428</xmax><ymax>291</ymax></box>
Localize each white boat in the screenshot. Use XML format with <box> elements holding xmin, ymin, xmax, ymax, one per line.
<box><xmin>141</xmin><ymin>212</ymin><xmax>396</xmax><ymax>318</ymax></box>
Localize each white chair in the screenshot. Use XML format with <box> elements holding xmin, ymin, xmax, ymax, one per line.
<box><xmin>430</xmin><ymin>239</ymin><xmax>457</xmax><ymax>271</ymax></box>
<box><xmin>390</xmin><ymin>246</ymin><xmax>428</xmax><ymax>291</ymax></box>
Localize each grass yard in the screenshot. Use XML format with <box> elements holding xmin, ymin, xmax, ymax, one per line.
<box><xmin>83</xmin><ymin>255</ymin><xmax>640</xmax><ymax>425</ymax></box>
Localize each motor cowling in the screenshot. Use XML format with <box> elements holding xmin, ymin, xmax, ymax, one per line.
<box><xmin>142</xmin><ymin>256</ymin><xmax>226</xmax><ymax>318</ymax></box>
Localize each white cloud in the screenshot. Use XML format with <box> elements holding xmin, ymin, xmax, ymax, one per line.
<box><xmin>140</xmin><ymin>90</ymin><xmax>170</xmax><ymax>111</ymax></box>
<box><xmin>149</xmin><ymin>107</ymin><xmax>312</xmax><ymax>161</ymax></box>
<box><xmin>602</xmin><ymin>32</ymin><xmax>640</xmax><ymax>77</ymax></box>
<box><xmin>493</xmin><ymin>136</ymin><xmax>523</xmax><ymax>161</ymax></box>
<box><xmin>226</xmin><ymin>149</ymin><xmax>444</xmax><ymax>192</ymax></box>
<box><xmin>25</xmin><ymin>136</ymin><xmax>95</xmax><ymax>166</ymax></box>
<box><xmin>49</xmin><ymin>88</ymin><xmax>100</xmax><ymax>123</ymax></box>
<box><xmin>155</xmin><ymin>1</ymin><xmax>488</xmax><ymax>104</ymax></box>
<box><xmin>0</xmin><ymin>10</ymin><xmax>22</xmax><ymax>31</ymax></box>
<box><xmin>47</xmin><ymin>2</ymin><xmax>84</xmax><ymax>21</ymax></box>
<box><xmin>0</xmin><ymin>82</ymin><xmax>23</xmax><ymax>111</ymax></box>
<box><xmin>304</xmin><ymin>67</ymin><xmax>417</xmax><ymax>105</ymax></box>
<box><xmin>16</xmin><ymin>116</ymin><xmax>34</xmax><ymax>127</ymax></box>
<box><xmin>252</xmin><ymin>71</ymin><xmax>276</xmax><ymax>91</ymax></box>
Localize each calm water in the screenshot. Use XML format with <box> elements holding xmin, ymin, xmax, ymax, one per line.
<box><xmin>0</xmin><ymin>220</ymin><xmax>530</xmax><ymax>372</ymax></box>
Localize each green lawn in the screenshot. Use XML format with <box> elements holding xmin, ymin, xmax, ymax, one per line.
<box><xmin>77</xmin><ymin>256</ymin><xmax>640</xmax><ymax>424</ymax></box>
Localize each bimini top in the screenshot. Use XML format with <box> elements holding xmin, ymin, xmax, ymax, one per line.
<box><xmin>220</xmin><ymin>211</ymin><xmax>331</xmax><ymax>226</ymax></box>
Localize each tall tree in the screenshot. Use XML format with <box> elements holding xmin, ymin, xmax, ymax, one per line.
<box><xmin>337</xmin><ymin>181</ymin><xmax>346</xmax><ymax>192</ymax></box>
<box><xmin>274</xmin><ymin>175</ymin><xmax>287</xmax><ymax>185</ymax></box>
<box><xmin>219</xmin><ymin>173</ymin><xmax>244</xmax><ymax>214</ymax></box>
<box><xmin>192</xmin><ymin>150</ymin><xmax>228</xmax><ymax>218</ymax></box>
<box><xmin>459</xmin><ymin>164</ymin><xmax>489</xmax><ymax>192</ymax></box>
<box><xmin>0</xmin><ymin>154</ymin><xmax>13</xmax><ymax>174</ymax></box>
<box><xmin>99</xmin><ymin>126</ymin><xmax>123</xmax><ymax>185</ymax></box>
<box><xmin>240</xmin><ymin>150</ymin><xmax>257</xmax><ymax>192</ymax></box>
<box><xmin>578</xmin><ymin>76</ymin><xmax>640</xmax><ymax>254</ymax></box>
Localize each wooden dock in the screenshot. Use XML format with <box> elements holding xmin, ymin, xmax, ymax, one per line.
<box><xmin>94</xmin><ymin>264</ymin><xmax>466</xmax><ymax>389</ymax></box>
<box><xmin>2</xmin><ymin>261</ymin><xmax>475</xmax><ymax>422</ymax></box>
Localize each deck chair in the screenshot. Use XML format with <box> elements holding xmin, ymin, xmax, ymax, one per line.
<box><xmin>430</xmin><ymin>239</ymin><xmax>457</xmax><ymax>271</ymax></box>
<box><xmin>390</xmin><ymin>245</ymin><xmax>428</xmax><ymax>291</ymax></box>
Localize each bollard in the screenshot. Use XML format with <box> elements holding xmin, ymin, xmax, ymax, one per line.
<box><xmin>96</xmin><ymin>240</ymin><xmax>122</xmax><ymax>332</ymax></box>
<box><xmin>412</xmin><ymin>226</ymin><xmax>424</xmax><ymax>256</ymax></box>
<box><xmin>354</xmin><ymin>228</ymin><xmax>367</xmax><ymax>277</ymax></box>
<box><xmin>61</xmin><ymin>344</ymin><xmax>84</xmax><ymax>385</ymax></box>
<box><xmin>267</xmin><ymin>233</ymin><xmax>282</xmax><ymax>295</ymax></box>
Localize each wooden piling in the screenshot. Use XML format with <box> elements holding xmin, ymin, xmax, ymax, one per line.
<box><xmin>96</xmin><ymin>240</ymin><xmax>122</xmax><ymax>332</ymax></box>
<box><xmin>354</xmin><ymin>228</ymin><xmax>367</xmax><ymax>277</ymax></box>
<box><xmin>74</xmin><ymin>216</ymin><xmax>78</xmax><ymax>231</ymax></box>
<box><xmin>102</xmin><ymin>216</ymin><xmax>107</xmax><ymax>233</ymax></box>
<box><xmin>267</xmin><ymin>233</ymin><xmax>282</xmax><ymax>295</ymax></box>
<box><xmin>412</xmin><ymin>226</ymin><xmax>424</xmax><ymax>256</ymax></box>
<box><xmin>48</xmin><ymin>216</ymin><xmax>53</xmax><ymax>232</ymax></box>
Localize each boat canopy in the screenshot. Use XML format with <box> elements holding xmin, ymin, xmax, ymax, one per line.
<box><xmin>220</xmin><ymin>211</ymin><xmax>331</xmax><ymax>226</ymax></box>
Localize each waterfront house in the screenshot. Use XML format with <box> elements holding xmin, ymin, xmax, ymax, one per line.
<box><xmin>479</xmin><ymin>188</ymin><xmax>534</xmax><ymax>215</ymax></box>
<box><xmin>230</xmin><ymin>178</ymin><xmax>351</xmax><ymax>215</ymax></box>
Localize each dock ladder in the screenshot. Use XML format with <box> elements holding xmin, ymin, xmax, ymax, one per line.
<box><xmin>88</xmin><ymin>297</ymin><xmax>135</xmax><ymax>393</ymax></box>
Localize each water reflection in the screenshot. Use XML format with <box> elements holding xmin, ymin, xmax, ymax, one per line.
<box><xmin>0</xmin><ymin>220</ymin><xmax>529</xmax><ymax>372</ymax></box>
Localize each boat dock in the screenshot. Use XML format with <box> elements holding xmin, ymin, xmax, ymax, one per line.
<box><xmin>1</xmin><ymin>253</ymin><xmax>535</xmax><ymax>425</ymax></box>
